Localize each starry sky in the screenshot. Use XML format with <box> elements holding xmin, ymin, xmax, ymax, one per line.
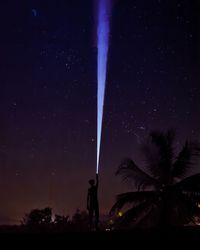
<box><xmin>0</xmin><ymin>0</ymin><xmax>200</xmax><ymax>225</ymax></box>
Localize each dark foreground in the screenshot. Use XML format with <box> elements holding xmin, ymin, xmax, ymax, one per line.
<box><xmin>0</xmin><ymin>226</ymin><xmax>200</xmax><ymax>241</ymax></box>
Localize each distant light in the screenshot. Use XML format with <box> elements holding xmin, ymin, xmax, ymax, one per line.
<box><xmin>198</xmin><ymin>203</ymin><xmax>200</xmax><ymax>208</ymax></box>
<box><xmin>51</xmin><ymin>214</ymin><xmax>55</xmax><ymax>222</ymax></box>
<box><xmin>109</xmin><ymin>219</ymin><xmax>113</xmax><ymax>224</ymax></box>
<box><xmin>118</xmin><ymin>211</ymin><xmax>123</xmax><ymax>217</ymax></box>
<box><xmin>137</xmin><ymin>126</ymin><xmax>146</xmax><ymax>130</ymax></box>
<box><xmin>194</xmin><ymin>216</ymin><xmax>200</xmax><ymax>226</ymax></box>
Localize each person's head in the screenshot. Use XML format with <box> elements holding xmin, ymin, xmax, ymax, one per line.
<box><xmin>89</xmin><ymin>179</ymin><xmax>95</xmax><ymax>186</ymax></box>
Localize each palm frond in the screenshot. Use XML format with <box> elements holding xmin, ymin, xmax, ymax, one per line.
<box><xmin>118</xmin><ymin>200</ymin><xmax>152</xmax><ymax>225</ymax></box>
<box><xmin>111</xmin><ymin>130</ymin><xmax>200</xmax><ymax>227</ymax></box>
<box><xmin>150</xmin><ymin>130</ymin><xmax>175</xmax><ymax>175</ymax></box>
<box><xmin>136</xmin><ymin>204</ymin><xmax>159</xmax><ymax>227</ymax></box>
<box><xmin>175</xmin><ymin>173</ymin><xmax>200</xmax><ymax>192</ymax></box>
<box><xmin>117</xmin><ymin>158</ymin><xmax>159</xmax><ymax>190</ymax></box>
<box><xmin>110</xmin><ymin>191</ymin><xmax>159</xmax><ymax>215</ymax></box>
<box><xmin>172</xmin><ymin>141</ymin><xmax>200</xmax><ymax>178</ymax></box>
<box><xmin>173</xmin><ymin>191</ymin><xmax>200</xmax><ymax>224</ymax></box>
<box><xmin>141</xmin><ymin>144</ymin><xmax>162</xmax><ymax>179</ymax></box>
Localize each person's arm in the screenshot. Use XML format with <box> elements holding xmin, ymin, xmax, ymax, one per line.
<box><xmin>96</xmin><ymin>173</ymin><xmax>99</xmax><ymax>189</ymax></box>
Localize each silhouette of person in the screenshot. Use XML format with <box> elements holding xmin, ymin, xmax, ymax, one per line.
<box><xmin>87</xmin><ymin>174</ymin><xmax>99</xmax><ymax>230</ymax></box>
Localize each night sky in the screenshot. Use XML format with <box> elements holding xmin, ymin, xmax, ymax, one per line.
<box><xmin>0</xmin><ymin>0</ymin><xmax>200</xmax><ymax>225</ymax></box>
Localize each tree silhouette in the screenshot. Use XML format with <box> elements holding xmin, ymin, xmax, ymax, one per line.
<box><xmin>110</xmin><ymin>130</ymin><xmax>200</xmax><ymax>228</ymax></box>
<box><xmin>53</xmin><ymin>214</ymin><xmax>70</xmax><ymax>231</ymax></box>
<box><xmin>71</xmin><ymin>209</ymin><xmax>89</xmax><ymax>231</ymax></box>
<box><xmin>54</xmin><ymin>214</ymin><xmax>69</xmax><ymax>225</ymax></box>
<box><xmin>22</xmin><ymin>207</ymin><xmax>52</xmax><ymax>227</ymax></box>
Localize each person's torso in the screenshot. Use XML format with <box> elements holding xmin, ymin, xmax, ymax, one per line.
<box><xmin>89</xmin><ymin>186</ymin><xmax>98</xmax><ymax>204</ymax></box>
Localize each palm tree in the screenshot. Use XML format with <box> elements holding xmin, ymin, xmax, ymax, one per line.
<box><xmin>110</xmin><ymin>130</ymin><xmax>200</xmax><ymax>228</ymax></box>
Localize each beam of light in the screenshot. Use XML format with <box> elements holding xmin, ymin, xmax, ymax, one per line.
<box><xmin>96</xmin><ymin>0</ymin><xmax>111</xmax><ymax>174</ymax></box>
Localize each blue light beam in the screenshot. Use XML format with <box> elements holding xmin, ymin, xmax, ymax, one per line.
<box><xmin>96</xmin><ymin>0</ymin><xmax>111</xmax><ymax>174</ymax></box>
